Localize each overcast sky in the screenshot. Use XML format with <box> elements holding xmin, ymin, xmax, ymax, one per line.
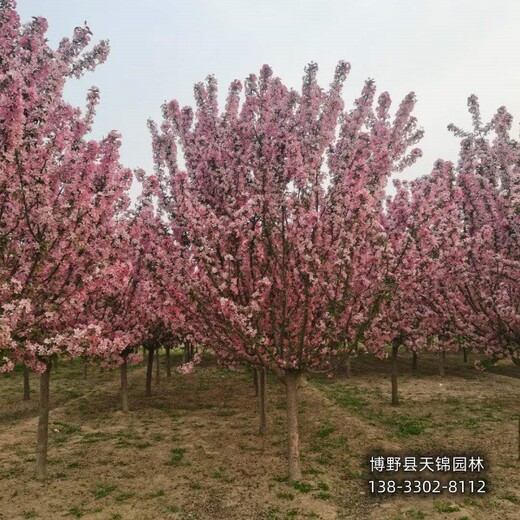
<box><xmin>17</xmin><ymin>0</ymin><xmax>520</xmax><ymax>190</ymax></box>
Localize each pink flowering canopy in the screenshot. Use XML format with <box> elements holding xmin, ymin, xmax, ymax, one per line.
<box><xmin>373</xmin><ymin>96</ymin><xmax>519</xmax><ymax>362</ymax></box>
<box><xmin>371</xmin><ymin>160</ymin><xmax>466</xmax><ymax>354</ymax></box>
<box><xmin>0</xmin><ymin>1</ymin><xmax>132</xmax><ymax>372</ymax></box>
<box><xmin>447</xmin><ymin>97</ymin><xmax>519</xmax><ymax>360</ymax></box>
<box><xmin>149</xmin><ymin>62</ymin><xmax>423</xmax><ymax>376</ymax></box>
<box><xmin>79</xmin><ymin>174</ymin><xmax>182</xmax><ymax>369</ymax></box>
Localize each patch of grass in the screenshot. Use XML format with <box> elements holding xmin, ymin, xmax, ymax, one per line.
<box><xmin>292</xmin><ymin>481</ymin><xmax>312</xmax><ymax>493</ymax></box>
<box><xmin>165</xmin><ymin>506</ymin><xmax>180</xmax><ymax>513</ymax></box>
<box><xmin>53</xmin><ymin>421</ymin><xmax>81</xmax><ymax>435</ymax></box>
<box><xmin>67</xmin><ymin>507</ymin><xmax>84</xmax><ymax>518</ymax></box>
<box><xmin>61</xmin><ymin>388</ymin><xmax>82</xmax><ymax>399</ymax></box>
<box><xmin>383</xmin><ymin>413</ymin><xmax>430</xmax><ymax>437</ymax></box>
<box><xmin>166</xmin><ymin>447</ymin><xmax>186</xmax><ymax>466</ymax></box>
<box><xmin>80</xmin><ymin>431</ymin><xmax>112</xmax><ymax>444</ymax></box>
<box><xmin>501</xmin><ymin>492</ymin><xmax>520</xmax><ymax>504</ymax></box>
<box><xmin>434</xmin><ymin>502</ymin><xmax>460</xmax><ymax>513</ymax></box>
<box><xmin>316</xmin><ymin>424</ymin><xmax>335</xmax><ymax>438</ymax></box>
<box><xmin>214</xmin><ymin>409</ymin><xmax>236</xmax><ymax>417</ymax></box>
<box><xmin>276</xmin><ymin>492</ymin><xmax>294</xmax><ymax>500</ymax></box>
<box><xmin>67</xmin><ymin>461</ymin><xmax>79</xmax><ymax>469</ymax></box>
<box><xmin>1</xmin><ymin>467</ymin><xmax>22</xmax><ymax>478</ymax></box>
<box><xmin>317</xmin><ymin>482</ymin><xmax>329</xmax><ymax>491</ymax></box>
<box><xmin>151</xmin><ymin>489</ymin><xmax>165</xmax><ymax>497</ymax></box>
<box><xmin>93</xmin><ymin>484</ymin><xmax>117</xmax><ymax>499</ymax></box>
<box><xmin>316</xmin><ymin>452</ymin><xmax>333</xmax><ymax>465</ymax></box>
<box><xmin>328</xmin><ymin>435</ymin><xmax>348</xmax><ymax>448</ymax></box>
<box><xmin>188</xmin><ymin>481</ymin><xmax>202</xmax><ymax>490</ymax></box>
<box><xmin>445</xmin><ymin>396</ymin><xmax>461</xmax><ymax>405</ymax></box>
<box><xmin>303</xmin><ymin>468</ymin><xmax>323</xmax><ymax>476</ymax></box>
<box><xmin>404</xmin><ymin>510</ymin><xmax>425</xmax><ymax>520</ymax></box>
<box><xmin>211</xmin><ymin>466</ymin><xmax>235</xmax><ymax>483</ymax></box>
<box><xmin>342</xmin><ymin>462</ymin><xmax>366</xmax><ymax>479</ymax></box>
<box><xmin>323</xmin><ymin>384</ymin><xmax>367</xmax><ymax>409</ymax></box>
<box><xmin>262</xmin><ymin>507</ymin><xmax>281</xmax><ymax>520</ymax></box>
<box><xmin>315</xmin><ymin>491</ymin><xmax>331</xmax><ymax>500</ymax></box>
<box><xmin>115</xmin><ymin>492</ymin><xmax>135</xmax><ymax>502</ymax></box>
<box><xmin>23</xmin><ymin>511</ymin><xmax>38</xmax><ymax>519</ymax></box>
<box><xmin>461</xmin><ymin>497</ymin><xmax>481</xmax><ymax>508</ymax></box>
<box><xmin>465</xmin><ymin>417</ymin><xmax>480</xmax><ymax>429</ymax></box>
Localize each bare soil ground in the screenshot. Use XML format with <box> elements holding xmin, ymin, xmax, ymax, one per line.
<box><xmin>0</xmin><ymin>351</ymin><xmax>519</xmax><ymax>520</ymax></box>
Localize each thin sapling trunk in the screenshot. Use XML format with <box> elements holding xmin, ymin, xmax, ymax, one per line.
<box><xmin>345</xmin><ymin>353</ymin><xmax>351</xmax><ymax>379</ymax></box>
<box><xmin>121</xmin><ymin>359</ymin><xmax>129</xmax><ymax>412</ymax></box>
<box><xmin>258</xmin><ymin>368</ymin><xmax>267</xmax><ymax>435</ymax></box>
<box><xmin>146</xmin><ymin>347</ymin><xmax>154</xmax><ymax>397</ymax></box>
<box><xmin>391</xmin><ymin>342</ymin><xmax>399</xmax><ymax>406</ymax></box>
<box><xmin>253</xmin><ymin>367</ymin><xmax>259</xmax><ymax>396</ymax></box>
<box><xmin>155</xmin><ymin>347</ymin><xmax>160</xmax><ymax>383</ymax></box>
<box><xmin>285</xmin><ymin>370</ymin><xmax>302</xmax><ymax>481</ymax></box>
<box><xmin>165</xmin><ymin>346</ymin><xmax>171</xmax><ymax>378</ymax></box>
<box><xmin>35</xmin><ymin>360</ymin><xmax>52</xmax><ymax>481</ymax></box>
<box><xmin>439</xmin><ymin>349</ymin><xmax>445</xmax><ymax>377</ymax></box>
<box><xmin>23</xmin><ymin>365</ymin><xmax>30</xmax><ymax>401</ymax></box>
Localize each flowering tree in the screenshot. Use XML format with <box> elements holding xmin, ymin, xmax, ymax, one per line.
<box><xmin>369</xmin><ymin>160</ymin><xmax>465</xmax><ymax>402</ymax></box>
<box><xmin>0</xmin><ymin>2</ymin><xmax>132</xmax><ymax>479</ymax></box>
<box><xmin>149</xmin><ymin>62</ymin><xmax>422</xmax><ymax>479</ymax></box>
<box><xmin>384</xmin><ymin>98</ymin><xmax>520</xmax><ymax>378</ymax></box>
<box><xmin>448</xmin><ymin>97</ymin><xmax>519</xmax><ymax>364</ymax></box>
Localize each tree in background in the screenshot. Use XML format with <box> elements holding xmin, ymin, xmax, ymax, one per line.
<box><xmin>448</xmin><ymin>97</ymin><xmax>519</xmax><ymax>364</ymax></box>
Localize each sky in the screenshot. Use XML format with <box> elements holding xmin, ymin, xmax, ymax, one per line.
<box><xmin>17</xmin><ymin>0</ymin><xmax>520</xmax><ymax>192</ymax></box>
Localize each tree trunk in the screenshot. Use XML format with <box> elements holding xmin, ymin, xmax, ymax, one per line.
<box><xmin>155</xmin><ymin>347</ymin><xmax>160</xmax><ymax>383</ymax></box>
<box><xmin>165</xmin><ymin>346</ymin><xmax>171</xmax><ymax>379</ymax></box>
<box><xmin>285</xmin><ymin>370</ymin><xmax>302</xmax><ymax>481</ymax></box>
<box><xmin>253</xmin><ymin>368</ymin><xmax>259</xmax><ymax>396</ymax></box>
<box><xmin>518</xmin><ymin>415</ymin><xmax>520</xmax><ymax>461</ymax></box>
<box><xmin>52</xmin><ymin>355</ymin><xmax>58</xmax><ymax>371</ymax></box>
<box><xmin>391</xmin><ymin>342</ymin><xmax>399</xmax><ymax>405</ymax></box>
<box><xmin>23</xmin><ymin>365</ymin><xmax>30</xmax><ymax>401</ymax></box>
<box><xmin>36</xmin><ymin>360</ymin><xmax>51</xmax><ymax>481</ymax></box>
<box><xmin>145</xmin><ymin>348</ymin><xmax>154</xmax><ymax>397</ymax></box>
<box><xmin>258</xmin><ymin>368</ymin><xmax>267</xmax><ymax>435</ymax></box>
<box><xmin>345</xmin><ymin>353</ymin><xmax>351</xmax><ymax>379</ymax></box>
<box><xmin>412</xmin><ymin>351</ymin><xmax>418</xmax><ymax>370</ymax></box>
<box><xmin>463</xmin><ymin>347</ymin><xmax>468</xmax><ymax>364</ymax></box>
<box><xmin>183</xmin><ymin>342</ymin><xmax>189</xmax><ymax>363</ymax></box>
<box><xmin>121</xmin><ymin>360</ymin><xmax>129</xmax><ymax>413</ymax></box>
<box><xmin>439</xmin><ymin>349</ymin><xmax>445</xmax><ymax>377</ymax></box>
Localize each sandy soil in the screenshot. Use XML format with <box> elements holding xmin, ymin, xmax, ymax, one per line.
<box><xmin>0</xmin><ymin>351</ymin><xmax>518</xmax><ymax>520</ymax></box>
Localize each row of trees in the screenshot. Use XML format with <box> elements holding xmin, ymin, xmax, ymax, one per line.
<box><xmin>0</xmin><ymin>1</ymin><xmax>518</xmax><ymax>481</ymax></box>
